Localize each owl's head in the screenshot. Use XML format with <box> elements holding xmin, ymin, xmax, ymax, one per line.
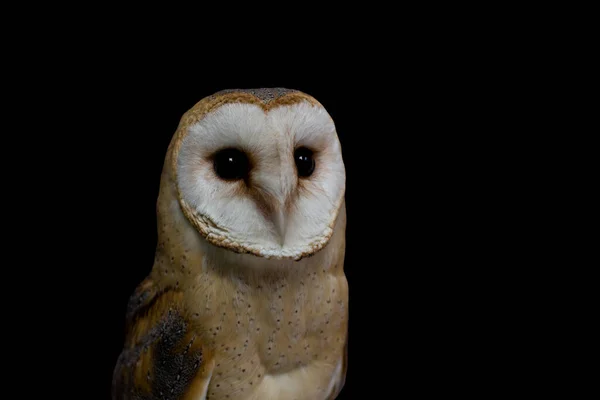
<box><xmin>167</xmin><ymin>88</ymin><xmax>345</xmax><ymax>261</ymax></box>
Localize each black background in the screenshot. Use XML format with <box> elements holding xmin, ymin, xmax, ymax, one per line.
<box><xmin>7</xmin><ymin>6</ymin><xmax>564</xmax><ymax>396</ymax></box>
<box><xmin>33</xmin><ymin>47</ymin><xmax>504</xmax><ymax>399</ymax></box>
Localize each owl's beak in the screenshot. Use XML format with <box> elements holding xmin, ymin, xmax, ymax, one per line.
<box><xmin>253</xmin><ymin>169</ymin><xmax>293</xmax><ymax>245</ymax></box>
<box><xmin>273</xmin><ymin>207</ymin><xmax>287</xmax><ymax>245</ymax></box>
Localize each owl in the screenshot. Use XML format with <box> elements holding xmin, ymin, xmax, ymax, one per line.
<box><xmin>112</xmin><ymin>88</ymin><xmax>348</xmax><ymax>400</ymax></box>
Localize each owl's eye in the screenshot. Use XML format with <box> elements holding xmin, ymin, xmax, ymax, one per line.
<box><xmin>213</xmin><ymin>148</ymin><xmax>250</xmax><ymax>181</ymax></box>
<box><xmin>294</xmin><ymin>147</ymin><xmax>315</xmax><ymax>178</ymax></box>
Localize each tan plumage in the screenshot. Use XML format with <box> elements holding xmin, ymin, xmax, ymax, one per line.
<box><xmin>113</xmin><ymin>88</ymin><xmax>348</xmax><ymax>400</ymax></box>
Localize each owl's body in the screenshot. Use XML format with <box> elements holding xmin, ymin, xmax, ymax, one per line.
<box><xmin>113</xmin><ymin>89</ymin><xmax>348</xmax><ymax>400</ymax></box>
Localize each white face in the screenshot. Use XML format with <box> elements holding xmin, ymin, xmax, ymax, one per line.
<box><xmin>176</xmin><ymin>100</ymin><xmax>346</xmax><ymax>260</ymax></box>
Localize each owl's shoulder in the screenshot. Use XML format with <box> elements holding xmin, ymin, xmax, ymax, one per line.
<box><xmin>112</xmin><ymin>277</ymin><xmax>213</xmax><ymax>400</ymax></box>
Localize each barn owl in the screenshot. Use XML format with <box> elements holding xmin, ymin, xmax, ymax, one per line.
<box><xmin>112</xmin><ymin>88</ymin><xmax>348</xmax><ymax>400</ymax></box>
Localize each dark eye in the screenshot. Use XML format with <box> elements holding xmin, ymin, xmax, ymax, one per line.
<box><xmin>294</xmin><ymin>147</ymin><xmax>315</xmax><ymax>178</ymax></box>
<box><xmin>213</xmin><ymin>148</ymin><xmax>250</xmax><ymax>180</ymax></box>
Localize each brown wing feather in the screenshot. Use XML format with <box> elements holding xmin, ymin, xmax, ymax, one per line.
<box><xmin>112</xmin><ymin>277</ymin><xmax>213</xmax><ymax>400</ymax></box>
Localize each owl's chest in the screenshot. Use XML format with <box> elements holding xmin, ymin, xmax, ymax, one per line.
<box><xmin>190</xmin><ymin>273</ymin><xmax>348</xmax><ymax>399</ymax></box>
<box><xmin>202</xmin><ymin>311</ymin><xmax>346</xmax><ymax>400</ymax></box>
